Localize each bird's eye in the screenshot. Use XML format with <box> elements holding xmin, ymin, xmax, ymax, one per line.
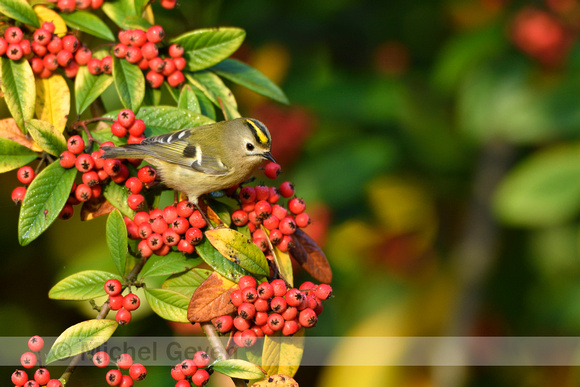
<box><xmin>246</xmin><ymin>143</ymin><xmax>255</xmax><ymax>151</ymax></box>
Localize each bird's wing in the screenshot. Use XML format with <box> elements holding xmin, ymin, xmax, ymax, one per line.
<box><xmin>136</xmin><ymin>128</ymin><xmax>231</xmax><ymax>176</ymax></box>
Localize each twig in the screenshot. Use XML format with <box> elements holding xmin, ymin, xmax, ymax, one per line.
<box><xmin>201</xmin><ymin>322</ymin><xmax>248</xmax><ymax>387</ymax></box>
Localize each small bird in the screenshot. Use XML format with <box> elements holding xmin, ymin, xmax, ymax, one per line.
<box><xmin>101</xmin><ymin>117</ymin><xmax>275</xmax><ymax>206</ymax></box>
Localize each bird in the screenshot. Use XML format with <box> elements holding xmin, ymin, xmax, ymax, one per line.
<box><xmin>100</xmin><ymin>117</ymin><xmax>275</xmax><ymax>207</ymax></box>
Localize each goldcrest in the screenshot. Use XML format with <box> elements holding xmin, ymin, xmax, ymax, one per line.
<box><xmin>101</xmin><ymin>117</ymin><xmax>274</xmax><ymax>205</ymax></box>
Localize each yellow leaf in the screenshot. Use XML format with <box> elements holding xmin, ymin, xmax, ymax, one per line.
<box><xmin>34</xmin><ymin>6</ymin><xmax>67</xmax><ymax>37</ymax></box>
<box><xmin>143</xmin><ymin>5</ymin><xmax>155</xmax><ymax>25</ymax></box>
<box><xmin>252</xmin><ymin>374</ymin><xmax>299</xmax><ymax>387</ymax></box>
<box><xmin>261</xmin><ymin>330</ymin><xmax>304</xmax><ymax>378</ymax></box>
<box><xmin>0</xmin><ymin>118</ymin><xmax>42</xmax><ymax>152</ymax></box>
<box><xmin>35</xmin><ymin>74</ymin><xmax>70</xmax><ymax>133</ymax></box>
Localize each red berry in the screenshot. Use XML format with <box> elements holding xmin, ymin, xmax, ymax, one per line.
<box><xmin>0</xmin><ymin>38</ymin><xmax>6</xmax><ymax>56</ymax></box>
<box><xmin>270</xmin><ymin>296</ymin><xmax>287</xmax><ymax>313</ymax></box>
<box><xmin>193</xmin><ymin>350</ymin><xmax>211</xmax><ymax>368</ymax></box>
<box><xmin>163</xmin><ymin>228</ymin><xmax>181</xmax><ymax>246</ymax></box>
<box><xmin>125</xmin><ymin>46</ymin><xmax>143</xmax><ymax>63</ymax></box>
<box><xmin>62</xmin><ymin>35</ymin><xmax>79</xmax><ymax>52</ymax></box>
<box><xmin>267</xmin><ymin>313</ymin><xmax>284</xmax><ymax>331</ymax></box>
<box><xmin>129</xmin><ymin>29</ymin><xmax>147</xmax><ymax>47</ymax></box>
<box><xmin>47</xmin><ymin>36</ymin><xmax>63</xmax><ymax>54</ymax></box>
<box><xmin>151</xmin><ymin>216</ymin><xmax>169</xmax><ymax>233</ymax></box>
<box><xmin>146</xmin><ymin>70</ymin><xmax>164</xmax><ymax>88</ymax></box>
<box><xmin>116</xmin><ymin>308</ymin><xmax>132</xmax><ymax>325</ymax></box>
<box><xmin>105</xmin><ymin>278</ymin><xmax>122</xmax><ymax>296</ymax></box>
<box><xmin>239</xmin><ymin>186</ymin><xmax>256</xmax><ymax>203</ymax></box>
<box><xmin>134</xmin><ymin>211</ymin><xmax>149</xmax><ymax>225</ymax></box>
<box><xmin>149</xmin><ymin>56</ymin><xmax>165</xmax><ymax>72</ymax></box>
<box><xmin>138</xmin><ymin>165</ymin><xmax>156</xmax><ymax>183</ymax></box>
<box><xmin>167</xmin><ymin>70</ymin><xmax>185</xmax><ymax>87</ymax></box>
<box><xmin>191</xmin><ymin>368</ymin><xmax>210</xmax><ymax>386</ymax></box>
<box><xmin>285</xmin><ymin>288</ymin><xmax>304</xmax><ymax>307</ymax></box>
<box><xmin>161</xmin><ymin>0</ymin><xmax>177</xmax><ymax>9</ymax></box>
<box><xmin>5</xmin><ymin>27</ymin><xmax>23</xmax><ymax>44</ymax></box>
<box><xmin>11</xmin><ymin>186</ymin><xmax>26</xmax><ymax>205</ymax></box>
<box><xmin>93</xmin><ymin>351</ymin><xmax>110</xmax><ymax>367</ymax></box>
<box><xmin>109</xmin><ymin>294</ymin><xmax>124</xmax><ymax>310</ymax></box>
<box><xmin>240</xmin><ymin>329</ymin><xmax>258</xmax><ymax>348</ymax></box>
<box><xmin>114</xmin><ymin>43</ymin><xmax>128</xmax><ymax>58</ymax></box>
<box><xmin>282</xmin><ymin>319</ymin><xmax>299</xmax><ymax>336</ymax></box>
<box><xmin>171</xmin><ymin>365</ymin><xmax>186</xmax><ymax>381</ymax></box>
<box><xmin>315</xmin><ymin>283</ymin><xmax>333</xmax><ymax>300</ymax></box>
<box><xmin>162</xmin><ymin>58</ymin><xmax>176</xmax><ymax>75</ymax></box>
<box><xmin>298</xmin><ymin>307</ymin><xmax>318</xmax><ymax>328</ymax></box>
<box><xmin>11</xmin><ymin>369</ymin><xmax>28</xmax><ymax>385</ymax></box>
<box><xmin>241</xmin><ymin>287</ymin><xmax>258</xmax><ymax>303</ymax></box>
<box><xmin>174</xmin><ymin>56</ymin><xmax>187</xmax><ymax>70</ymax></box>
<box><xmin>282</xmin><ymin>306</ymin><xmax>298</xmax><ymax>321</ymax></box>
<box><xmin>111</xmin><ymin>121</ymin><xmax>127</xmax><ymax>137</ymax></box>
<box><xmin>171</xmin><ymin>216</ymin><xmax>189</xmax><ymax>234</ymax></box>
<box><xmin>43</xmin><ymin>54</ymin><xmax>59</xmax><ymax>71</ymax></box>
<box><xmin>141</xmin><ymin>41</ymin><xmax>158</xmax><ymax>59</ymax></box>
<box><xmin>177</xmin><ymin>239</ymin><xmax>195</xmax><ymax>254</ymax></box>
<box><xmin>230</xmin><ymin>289</ymin><xmax>243</xmax><ymax>307</ymax></box>
<box><xmin>31</xmin><ymin>42</ymin><xmax>48</xmax><ymax>58</ymax></box>
<box><xmin>254</xmin><ymin>185</ymin><xmax>269</xmax><ymax>201</ymax></box>
<box><xmin>82</xmin><ymin>170</ymin><xmax>99</xmax><ymax>187</ymax></box>
<box><xmin>277</xmin><ymin>235</ymin><xmax>294</xmax><ymax>252</ymax></box>
<box><xmin>6</xmin><ymin>44</ymin><xmax>23</xmax><ymax>60</ymax></box>
<box><xmin>238</xmin><ymin>302</ymin><xmax>256</xmax><ymax>320</ymax></box>
<box><xmin>189</xmin><ymin>210</ymin><xmax>207</xmax><ymax>229</ymax></box>
<box><xmin>75</xmin><ymin>154</ymin><xmax>95</xmax><ymax>173</ymax></box>
<box><xmin>180</xmin><ymin>359</ymin><xmax>197</xmax><ymax>377</ymax></box>
<box><xmin>119</xmin><ymin>374</ymin><xmax>134</xmax><ymax>387</ymax></box>
<box><xmin>146</xmin><ymin>25</ymin><xmax>165</xmax><ymax>43</ymax></box>
<box><xmin>231</xmin><ymin>209</ymin><xmax>248</xmax><ymax>226</ymax></box>
<box><xmin>19</xmin><ymin>39</ymin><xmax>31</xmax><ymax>56</ymax></box>
<box><xmin>76</xmin><ymin>0</ymin><xmax>91</xmax><ymax>8</ymax></box>
<box><xmin>125</xmin><ymin>176</ymin><xmax>143</xmax><ymax>194</ymax></box>
<box><xmin>168</xmin><ymin>43</ymin><xmax>184</xmax><ymax>58</ymax></box>
<box><xmin>176</xmin><ymin>200</ymin><xmax>195</xmax><ymax>217</ymax></box>
<box><xmin>56</xmin><ymin>50</ymin><xmax>73</xmax><ymax>67</ymax></box>
<box><xmin>123</xmin><ymin>293</ymin><xmax>141</xmax><ymax>311</ymax></box>
<box><xmin>118</xmin><ymin>109</ymin><xmax>136</xmax><ymax>128</ymax></box>
<box><xmin>57</xmin><ymin>0</ymin><xmax>76</xmax><ymax>12</ymax></box>
<box><xmin>59</xmin><ymin>203</ymin><xmax>74</xmax><ymax>220</ymax></box>
<box><xmin>279</xmin><ymin>216</ymin><xmax>297</xmax><ymax>235</ymax></box>
<box><xmin>295</xmin><ymin>212</ymin><xmax>310</xmax><ymax>228</ymax></box>
<box><xmin>102</xmin><ymin>56</ymin><xmax>113</xmax><ymax>74</ymax></box>
<box><xmin>103</xmin><ymin>159</ymin><xmax>122</xmax><ymax>176</ymax></box>
<box><xmin>138</xmin><ymin>222</ymin><xmax>152</xmax><ymax>239</ymax></box>
<box><xmin>129</xmin><ymin>363</ymin><xmax>147</xmax><ymax>381</ymax></box>
<box><xmin>24</xmin><ymin>381</ymin><xmax>39</xmax><ymax>387</ymax></box>
<box><xmin>279</xmin><ymin>181</ymin><xmax>295</xmax><ymax>198</ymax></box>
<box><xmin>213</xmin><ymin>315</ymin><xmax>233</xmax><ymax>333</ymax></box>
<box><xmin>271</xmin><ymin>279</ymin><xmax>287</xmax><ymax>297</ymax></box>
<box><xmin>28</xmin><ymin>335</ymin><xmax>44</xmax><ymax>352</ymax></box>
<box><xmin>127</xmin><ymin>194</ymin><xmax>146</xmax><ymax>211</ymax></box>
<box><xmin>17</xmin><ymin>166</ymin><xmax>35</xmax><ymax>185</ymax></box>
<box><xmin>128</xmin><ymin>119</ymin><xmax>146</xmax><ymax>136</ymax></box>
<box><xmin>42</xmin><ymin>22</ymin><xmax>56</xmax><ymax>33</ymax></box>
<box><xmin>257</xmin><ymin>282</ymin><xmax>274</xmax><ymax>299</ymax></box>
<box><xmin>75</xmin><ymin>46</ymin><xmax>92</xmax><ymax>65</ymax></box>
<box><xmin>137</xmin><ymin>239</ymin><xmax>153</xmax><ymax>258</ymax></box>
<box><xmin>33</xmin><ymin>28</ymin><xmax>50</xmax><ymax>46</ymax></box>
<box><xmin>269</xmin><ymin>228</ymin><xmax>283</xmax><ymax>244</ymax></box>
<box><xmin>254</xmin><ymin>310</ymin><xmax>269</xmax><ymax>325</ymax></box>
<box><xmin>234</xmin><ymin>315</ymin><xmax>251</xmax><ymax>331</ymax></box>
<box><xmin>255</xmin><ymin>200</ymin><xmax>272</xmax><ymax>219</ymax></box>
<box><xmin>272</xmin><ymin>204</ymin><xmax>288</xmax><ymax>220</ymax></box>
<box><xmin>298</xmin><ymin>281</ymin><xmax>316</xmax><ymax>293</ymax></box>
<box><xmin>91</xmin><ymin>0</ymin><xmax>104</xmax><ymax>8</ymax></box>
<box><xmin>106</xmin><ymin>369</ymin><xmax>122</xmax><ymax>386</ymax></box>
<box><xmin>238</xmin><ymin>275</ymin><xmax>257</xmax><ymax>290</ymax></box>
<box><xmin>87</xmin><ymin>58</ymin><xmax>103</xmax><ymax>74</ymax></box>
<box><xmin>47</xmin><ymin>380</ymin><xmax>63</xmax><ymax>387</ymax></box>
<box><xmin>147</xmin><ymin>233</ymin><xmax>163</xmax><ymax>250</ymax></box>
<box><xmin>264</xmin><ymin>162</ymin><xmax>281</xmax><ymax>179</ymax></box>
<box><xmin>21</xmin><ymin>352</ymin><xmax>36</xmax><ymax>369</ymax></box>
<box><xmin>67</xmin><ymin>135</ymin><xmax>85</xmax><ymax>154</ymax></box>
<box><xmin>64</xmin><ymin>60</ymin><xmax>79</xmax><ymax>78</ymax></box>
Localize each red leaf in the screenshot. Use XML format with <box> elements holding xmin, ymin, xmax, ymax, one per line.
<box><xmin>290</xmin><ymin>229</ymin><xmax>332</xmax><ymax>283</ymax></box>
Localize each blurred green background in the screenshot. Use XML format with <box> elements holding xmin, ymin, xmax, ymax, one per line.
<box><xmin>4</xmin><ymin>0</ymin><xmax>580</xmax><ymax>385</ymax></box>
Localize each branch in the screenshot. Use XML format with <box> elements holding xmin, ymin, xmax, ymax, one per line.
<box><xmin>201</xmin><ymin>322</ymin><xmax>248</xmax><ymax>387</ymax></box>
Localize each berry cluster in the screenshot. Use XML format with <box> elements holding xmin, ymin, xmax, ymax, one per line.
<box><xmin>11</xmin><ymin>166</ymin><xmax>35</xmax><ymax>205</ymax></box>
<box><xmin>114</xmin><ymin>26</ymin><xmax>186</xmax><ymax>88</ymax></box>
<box><xmin>231</xmin><ymin>178</ymin><xmax>309</xmax><ymax>253</ymax></box>
<box><xmin>12</xmin><ymin>335</ymin><xmax>63</xmax><ymax>387</ymax></box>
<box><xmin>104</xmin><ymin>279</ymin><xmax>141</xmax><ymax>325</ymax></box>
<box><xmin>110</xmin><ymin>109</ymin><xmax>146</xmax><ymax>145</ymax></box>
<box><xmin>171</xmin><ymin>350</ymin><xmax>211</xmax><ymax>387</ymax></box>
<box><xmin>213</xmin><ymin>276</ymin><xmax>332</xmax><ymax>347</ymax></box>
<box><xmin>93</xmin><ymin>351</ymin><xmax>147</xmax><ymax>386</ymax></box>
<box><xmin>55</xmin><ymin>0</ymin><xmax>104</xmax><ymax>13</ymax></box>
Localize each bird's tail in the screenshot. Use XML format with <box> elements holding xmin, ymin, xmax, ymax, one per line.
<box><xmin>100</xmin><ymin>145</ymin><xmax>147</xmax><ymax>160</ymax></box>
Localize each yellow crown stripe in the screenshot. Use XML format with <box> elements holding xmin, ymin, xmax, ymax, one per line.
<box><xmin>245</xmin><ymin>119</ymin><xmax>269</xmax><ymax>145</ymax></box>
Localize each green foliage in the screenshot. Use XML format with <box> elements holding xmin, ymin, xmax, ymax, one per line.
<box><xmin>60</xmin><ymin>11</ymin><xmax>116</xmax><ymax>41</ymax></box>
<box><xmin>0</xmin><ymin>58</ymin><xmax>35</xmax><ymax>133</ymax></box>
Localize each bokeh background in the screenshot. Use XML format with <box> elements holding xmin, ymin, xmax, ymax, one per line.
<box><xmin>4</xmin><ymin>0</ymin><xmax>580</xmax><ymax>385</ymax></box>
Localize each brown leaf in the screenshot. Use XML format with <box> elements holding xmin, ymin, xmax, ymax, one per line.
<box><xmin>188</xmin><ymin>271</ymin><xmax>237</xmax><ymax>322</ymax></box>
<box><xmin>0</xmin><ymin>118</ymin><xmax>42</xmax><ymax>151</ymax></box>
<box><xmin>290</xmin><ymin>229</ymin><xmax>332</xmax><ymax>283</ymax></box>
<box><xmin>251</xmin><ymin>374</ymin><xmax>299</xmax><ymax>387</ymax></box>
<box><xmin>198</xmin><ymin>200</ymin><xmax>224</xmax><ymax>227</ymax></box>
<box><xmin>80</xmin><ymin>197</ymin><xmax>115</xmax><ymax>221</ymax></box>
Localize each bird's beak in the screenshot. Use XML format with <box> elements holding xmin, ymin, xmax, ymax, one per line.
<box><xmin>262</xmin><ymin>152</ymin><xmax>276</xmax><ymax>163</ymax></box>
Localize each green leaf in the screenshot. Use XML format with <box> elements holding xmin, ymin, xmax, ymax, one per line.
<box><xmin>46</xmin><ymin>320</ymin><xmax>118</xmax><ymax>364</ymax></box>
<box><xmin>196</xmin><ymin>238</ymin><xmax>252</xmax><ymax>282</ymax></box>
<box><xmin>207</xmin><ymin>199</ymin><xmax>233</xmax><ymax>227</ymax></box>
<box><xmin>25</xmin><ymin>119</ymin><xmax>67</xmax><ymax>157</ymax></box>
<box><xmin>49</xmin><ymin>270</ymin><xmax>122</xmax><ymax>300</ymax></box>
<box><xmin>205</xmin><ymin>228</ymin><xmax>269</xmax><ymax>276</ymax></box>
<box><xmin>60</xmin><ymin>11</ymin><xmax>116</xmax><ymax>41</ymax></box>
<box><xmin>171</xmin><ymin>28</ymin><xmax>246</xmax><ymax>71</ymax></box>
<box><xmin>144</xmin><ymin>288</ymin><xmax>190</xmax><ymax>322</ymax></box>
<box><xmin>102</xmin><ymin>1</ymin><xmax>151</xmax><ymax>29</ymax></box>
<box><xmin>0</xmin><ymin>0</ymin><xmax>39</xmax><ymax>27</ymax></box>
<box><xmin>0</xmin><ymin>57</ymin><xmax>35</xmax><ymax>133</ymax></box>
<box><xmin>112</xmin><ymin>56</ymin><xmax>145</xmax><ymax>112</ymax></box>
<box><xmin>75</xmin><ymin>64</ymin><xmax>114</xmax><ymax>115</ymax></box>
<box><xmin>194</xmin><ymin>89</ymin><xmax>216</xmax><ymax>120</ymax></box>
<box><xmin>103</xmin><ymin>181</ymin><xmax>136</xmax><ymax>219</ymax></box>
<box><xmin>141</xmin><ymin>252</ymin><xmax>202</xmax><ymax>279</ymax></box>
<box><xmin>18</xmin><ymin>162</ymin><xmax>77</xmax><ymax>246</ymax></box>
<box><xmin>162</xmin><ymin>268</ymin><xmax>212</xmax><ymax>297</ymax></box>
<box><xmin>494</xmin><ymin>145</ymin><xmax>580</xmax><ymax>227</ymax></box>
<box><xmin>178</xmin><ymin>84</ymin><xmax>201</xmax><ymax>113</ymax></box>
<box><xmin>262</xmin><ymin>329</ymin><xmax>305</xmax><ymax>377</ymax></box>
<box><xmin>211</xmin><ymin>59</ymin><xmax>289</xmax><ymax>104</ymax></box>
<box><xmin>105</xmin><ymin>106</ymin><xmax>214</xmax><ymax>137</ymax></box>
<box><xmin>187</xmin><ymin>71</ymin><xmax>240</xmax><ymax>119</ymax></box>
<box><xmin>0</xmin><ymin>137</ymin><xmax>38</xmax><ymax>173</ymax></box>
<box><xmin>212</xmin><ymin>359</ymin><xmax>266</xmax><ymax>379</ymax></box>
<box><xmin>107</xmin><ymin>210</ymin><xmax>128</xmax><ymax>276</ymax></box>
<box><xmin>144</xmin><ymin>86</ymin><xmax>162</xmax><ymax>106</ymax></box>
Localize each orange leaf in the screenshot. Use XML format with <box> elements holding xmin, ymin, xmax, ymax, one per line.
<box><xmin>290</xmin><ymin>229</ymin><xmax>332</xmax><ymax>284</ymax></box>
<box><xmin>188</xmin><ymin>271</ymin><xmax>237</xmax><ymax>323</ymax></box>
<box><xmin>81</xmin><ymin>197</ymin><xmax>115</xmax><ymax>221</ymax></box>
<box><xmin>0</xmin><ymin>118</ymin><xmax>42</xmax><ymax>152</ymax></box>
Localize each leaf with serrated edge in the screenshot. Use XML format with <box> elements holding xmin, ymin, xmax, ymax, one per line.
<box><xmin>141</xmin><ymin>252</ymin><xmax>202</xmax><ymax>278</ymax></box>
<box><xmin>144</xmin><ymin>288</ymin><xmax>190</xmax><ymax>322</ymax></box>
<box><xmin>196</xmin><ymin>237</ymin><xmax>252</xmax><ymax>282</ymax></box>
<box><xmin>211</xmin><ymin>59</ymin><xmax>289</xmax><ymax>104</ymax></box>
<box><xmin>212</xmin><ymin>359</ymin><xmax>266</xmax><ymax>380</ymax></box>
<box><xmin>0</xmin><ymin>57</ymin><xmax>35</xmax><ymax>133</ymax></box>
<box><xmin>49</xmin><ymin>270</ymin><xmax>122</xmax><ymax>300</ymax></box>
<box><xmin>61</xmin><ymin>11</ymin><xmax>115</xmax><ymax>41</ymax></box>
<box><xmin>205</xmin><ymin>228</ymin><xmax>269</xmax><ymax>276</ymax></box>
<box><xmin>290</xmin><ymin>229</ymin><xmax>332</xmax><ymax>284</ymax></box>
<box><xmin>46</xmin><ymin>319</ymin><xmax>117</xmax><ymax>364</ymax></box>
<box><xmin>107</xmin><ymin>209</ymin><xmax>128</xmax><ymax>276</ymax></box>
<box><xmin>162</xmin><ymin>268</ymin><xmax>212</xmax><ymax>297</ymax></box>
<box><xmin>0</xmin><ymin>137</ymin><xmax>38</xmax><ymax>173</ymax></box>
<box><xmin>75</xmin><ymin>67</ymin><xmax>114</xmax><ymax>115</ymax></box>
<box><xmin>0</xmin><ymin>118</ymin><xmax>42</xmax><ymax>152</ymax></box>
<box><xmin>187</xmin><ymin>271</ymin><xmax>237</xmax><ymax>323</ymax></box>
<box><xmin>103</xmin><ymin>181</ymin><xmax>136</xmax><ymax>219</ymax></box>
<box><xmin>18</xmin><ymin>162</ymin><xmax>77</xmax><ymax>246</ymax></box>
<box><xmin>112</xmin><ymin>56</ymin><xmax>145</xmax><ymax>112</ymax></box>
<box><xmin>172</xmin><ymin>28</ymin><xmax>245</xmax><ymax>71</ymax></box>
<box><xmin>35</xmin><ymin>75</ymin><xmax>70</xmax><ymax>133</ymax></box>
<box><xmin>261</xmin><ymin>330</ymin><xmax>305</xmax><ymax>378</ymax></box>
<box><xmin>178</xmin><ymin>84</ymin><xmax>201</xmax><ymax>113</ymax></box>
<box><xmin>0</xmin><ymin>0</ymin><xmax>39</xmax><ymax>27</ymax></box>
<box><xmin>25</xmin><ymin>119</ymin><xmax>67</xmax><ymax>157</ymax></box>
<box><xmin>34</xmin><ymin>6</ymin><xmax>67</xmax><ymax>37</ymax></box>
